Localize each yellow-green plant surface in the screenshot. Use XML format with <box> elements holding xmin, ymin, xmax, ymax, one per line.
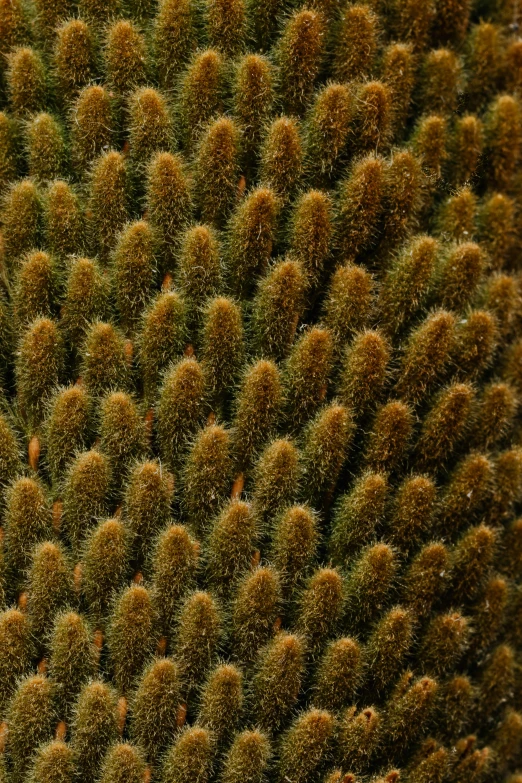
<box><xmin>0</xmin><ymin>0</ymin><xmax>521</xmax><ymax>780</ymax></box>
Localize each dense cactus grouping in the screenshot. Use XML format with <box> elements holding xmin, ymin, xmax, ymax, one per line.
<box><xmin>0</xmin><ymin>0</ymin><xmax>522</xmax><ymax>779</ymax></box>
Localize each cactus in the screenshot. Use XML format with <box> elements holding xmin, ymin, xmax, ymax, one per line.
<box><xmin>0</xmin><ymin>0</ymin><xmax>519</xmax><ymax>779</ymax></box>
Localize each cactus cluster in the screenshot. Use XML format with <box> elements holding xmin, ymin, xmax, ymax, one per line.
<box><xmin>0</xmin><ymin>0</ymin><xmax>521</xmax><ymax>780</ymax></box>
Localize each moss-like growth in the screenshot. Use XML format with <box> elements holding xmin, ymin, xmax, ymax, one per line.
<box><xmin>250</xmin><ymin>632</ymin><xmax>305</xmax><ymax>732</ymax></box>
<box><xmin>12</xmin><ymin>250</ymin><xmax>58</xmax><ymax>334</ymax></box>
<box><xmin>71</xmin><ymin>680</ymin><xmax>119</xmax><ymax>779</ymax></box>
<box><xmin>54</xmin><ymin>20</ymin><xmax>96</xmax><ymax>106</ymax></box>
<box><xmin>200</xmin><ymin>297</ymin><xmax>244</xmax><ymax>404</ymax></box>
<box><xmin>289</xmin><ymin>190</ymin><xmax>332</xmax><ymax>290</ymax></box>
<box><xmin>452</xmin><ymin>309</ymin><xmax>497</xmax><ymax>380</ymax></box>
<box><xmin>156</xmin><ymin>356</ymin><xmax>206</xmax><ymax>472</ymax></box>
<box><xmin>81</xmin><ymin>518</ymin><xmax>129</xmax><ymax>621</ymax></box>
<box><xmin>150</xmin><ymin>523</ymin><xmax>198</xmax><ymax>633</ymax></box>
<box><xmin>284</xmin><ymin>327</ymin><xmax>333</xmax><ymax>431</ymax></box>
<box><xmin>131</xmin><ymin>657</ymin><xmax>181</xmax><ymax>766</ymax></box>
<box><xmin>434</xmin><ymin>675</ymin><xmax>473</xmax><ymax>742</ymax></box>
<box><xmin>344</xmin><ymin>543</ymin><xmax>396</xmax><ymax>632</ymax></box>
<box><xmin>152</xmin><ymin>0</ymin><xmax>197</xmax><ymax>90</ymax></box>
<box><xmin>177</xmin><ymin>49</ymin><xmax>226</xmax><ymax>153</ymax></box>
<box><xmin>26</xmin><ymin>114</ymin><xmax>65</xmax><ymax>183</ymax></box>
<box><xmin>207</xmin><ymin>499</ymin><xmax>255</xmax><ymax>597</ymax></box>
<box><xmin>0</xmin><ymin>111</ymin><xmax>16</xmax><ymax>189</ymax></box>
<box><xmin>259</xmin><ymin>117</ymin><xmax>303</xmax><ymax>202</ymax></box>
<box><xmin>88</xmin><ymin>151</ymin><xmax>129</xmax><ymax>261</ymax></box>
<box><xmin>251</xmin><ymin>438</ymin><xmax>300</xmax><ymax>526</ymax></box>
<box><xmin>448</xmin><ymin>524</ymin><xmax>496</xmax><ymax>603</ymax></box>
<box><xmin>449</xmin><ymin>114</ymin><xmax>483</xmax><ymax>186</ymax></box>
<box><xmin>381</xmin><ymin>150</ymin><xmax>423</xmax><ymax>250</ymax></box>
<box><xmin>195</xmin><ymin>116</ymin><xmax>240</xmax><ymax>227</ymax></box>
<box><xmin>0</xmin><ymin>608</ymin><xmax>32</xmax><ymax>714</ymax></box>
<box><xmin>231</xmin><ymin>566</ymin><xmax>280</xmax><ymax>666</ymax></box>
<box><xmin>413</xmin><ymin>114</ymin><xmax>448</xmax><ymax>185</ymax></box>
<box><xmin>305</xmin><ymin>85</ymin><xmax>352</xmax><ymax>187</ymax></box>
<box><xmin>192</xmin><ymin>665</ymin><xmax>241</xmax><ymax>754</ymax></box>
<box><xmin>99</xmin><ymin>392</ymin><xmax>147</xmax><ymax>482</ymax></box>
<box><xmin>61</xmin><ymin>258</ymin><xmax>108</xmax><ymax>349</ymax></box>
<box><xmin>435</xmin><ymin>186</ymin><xmax>476</xmax><ymax>242</ymax></box>
<box><xmin>332</xmin><ymin>4</ymin><xmax>378</xmax><ymax>81</ymax></box>
<box><xmin>27</xmin><ymin>739</ymin><xmax>74</xmax><ymax>783</ymax></box>
<box><xmin>104</xmin><ymin>20</ymin><xmax>146</xmax><ymax>96</ymax></box>
<box><xmin>227</xmin><ymin>187</ymin><xmax>278</xmax><ymax>298</ymax></box>
<box><xmin>124</xmin><ymin>459</ymin><xmax>173</xmax><ymax>561</ymax></box>
<box><xmin>379</xmin><ymin>235</ymin><xmax>438</xmax><ymax>336</ymax></box>
<box><xmin>420</xmin><ymin>48</ymin><xmax>461</xmax><ymax>115</ymax></box>
<box><xmin>26</xmin><ymin>541</ymin><xmax>73</xmax><ymax>642</ymax></box>
<box><xmin>251</xmin><ymin>258</ymin><xmax>304</xmax><ymax>360</ymax></box>
<box><xmin>128</xmin><ymin>87</ymin><xmax>173</xmax><ymax>170</ymax></box>
<box><xmin>301</xmin><ymin>403</ymin><xmax>352</xmax><ymax>508</ymax></box>
<box><xmin>269</xmin><ymin>504</ymin><xmax>317</xmax><ymax>596</ymax></box>
<box><xmin>324</xmin><ymin>265</ymin><xmax>374</xmax><ymax>351</ymax></box>
<box><xmin>395</xmin><ymin>309</ymin><xmax>455</xmax><ymax>403</ymax></box>
<box><xmin>182</xmin><ymin>423</ymin><xmax>231</xmax><ymax>536</ymax></box>
<box><xmin>418</xmin><ymin>611</ymin><xmax>469</xmax><ymax>676</ymax></box>
<box><xmin>80</xmin><ymin>322</ymin><xmax>130</xmax><ymax>397</ymax></box>
<box><xmin>146</xmin><ymin>152</ymin><xmax>192</xmax><ymax>272</ymax></box>
<box><xmin>438</xmin><ymin>454</ymin><xmax>492</xmax><ymax>536</ymax></box>
<box><xmin>107</xmin><ymin>584</ymin><xmax>158</xmax><ymax>693</ymax></box>
<box><xmin>6</xmin><ymin>47</ymin><xmax>46</xmax><ymax>116</ymax></box>
<box><xmin>112</xmin><ymin>220</ymin><xmax>156</xmax><ymax>333</ymax></box>
<box><xmin>338</xmin><ymin>706</ymin><xmax>380</xmax><ymax>775</ymax></box>
<box><xmin>45</xmin><ymin>180</ymin><xmax>84</xmax><ymax>261</ymax></box>
<box><xmin>1</xmin><ymin>179</ymin><xmax>42</xmax><ymax>268</ymax></box>
<box><xmin>0</xmin><ymin>0</ymin><xmax>29</xmax><ymax>58</ymax></box>
<box><xmin>484</xmin><ymin>94</ymin><xmax>522</xmax><ymax>191</ymax></box>
<box><xmin>207</xmin><ymin>0</ymin><xmax>245</xmax><ymax>56</ymax></box>
<box><xmin>337</xmin><ymin>330</ymin><xmax>388</xmax><ymax>417</ymax></box>
<box><xmin>387</xmin><ymin>475</ymin><xmax>435</xmax><ymax>553</ymax></box>
<box><xmin>70</xmin><ymin>86</ymin><xmax>114</xmax><ymax>176</ymax></box>
<box><xmin>233</xmin><ymin>54</ymin><xmax>273</xmax><ymax>168</ymax></box>
<box><xmin>44</xmin><ymin>385</ymin><xmax>92</xmax><ymax>487</ymax></box>
<box><xmin>277</xmin><ymin>708</ymin><xmax>334</xmax><ymax>783</ymax></box>
<box><xmin>477</xmin><ymin>643</ymin><xmax>515</xmax><ymax>718</ymax></box>
<box><xmin>365</xmin><ymin>607</ymin><xmax>413</xmax><ymax>696</ymax></box>
<box><xmin>364</xmin><ymin>400</ymin><xmax>413</xmax><ymax>473</ymax></box>
<box><xmin>98</xmin><ymin>743</ymin><xmax>146</xmax><ymax>783</ymax></box>
<box><xmin>330</xmin><ymin>471</ymin><xmax>388</xmax><ymax>566</ymax></box>
<box><xmin>221</xmin><ymin>730</ymin><xmax>270</xmax><ymax>783</ymax></box>
<box><xmin>62</xmin><ymin>449</ymin><xmax>110</xmax><ymax>552</ymax></box>
<box><xmin>433</xmin><ymin>241</ymin><xmax>484</xmax><ymax>312</ymax></box>
<box><xmin>48</xmin><ymin>610</ymin><xmax>97</xmax><ymax>717</ymax></box>
<box><xmin>276</xmin><ymin>9</ymin><xmax>324</xmax><ymax>117</ymax></box>
<box><xmin>336</xmin><ymin>154</ymin><xmax>384</xmax><ymax>261</ymax></box>
<box><xmin>139</xmin><ymin>291</ymin><xmax>186</xmax><ymax>404</ymax></box>
<box><xmin>162</xmin><ymin>726</ymin><xmax>214</xmax><ymax>783</ymax></box>
<box><xmin>5</xmin><ymin>476</ymin><xmax>53</xmax><ymax>580</ymax></box>
<box><xmin>174</xmin><ymin>590</ymin><xmax>221</xmax><ymax>691</ymax></box>
<box><xmin>414</xmin><ymin>382</ymin><xmax>474</xmax><ymax>471</ymax></box>
<box><xmin>312</xmin><ymin>637</ymin><xmax>362</xmax><ymax>712</ymax></box>
<box><xmin>381</xmin><ymin>43</ymin><xmax>414</xmax><ymax>137</ymax></box>
<box><xmin>468</xmin><ymin>576</ymin><xmax>507</xmax><ymax>657</ymax></box>
<box><xmin>352</xmin><ymin>81</ymin><xmax>391</xmax><ymax>156</ymax></box>
<box><xmin>231</xmin><ymin>359</ymin><xmax>282</xmax><ymax>472</ymax></box>
<box><xmin>6</xmin><ymin>674</ymin><xmax>55</xmax><ymax>783</ymax></box>
<box><xmin>177</xmin><ymin>224</ymin><xmax>221</xmax><ymax>317</ymax></box>
<box><xmin>382</xmin><ymin>674</ymin><xmax>438</xmax><ymax>761</ymax></box>
<box><xmin>464</xmin><ymin>23</ymin><xmax>502</xmax><ymax>111</ymax></box>
<box><xmin>478</xmin><ymin>191</ymin><xmax>515</xmax><ymax>270</ymax></box>
<box><xmin>401</xmin><ymin>543</ymin><xmax>449</xmax><ymax>619</ymax></box>
<box><xmin>295</xmin><ymin>567</ymin><xmax>343</xmax><ymax>657</ymax></box>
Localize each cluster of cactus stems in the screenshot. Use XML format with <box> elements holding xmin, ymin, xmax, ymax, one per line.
<box><xmin>0</xmin><ymin>0</ymin><xmax>522</xmax><ymax>781</ymax></box>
